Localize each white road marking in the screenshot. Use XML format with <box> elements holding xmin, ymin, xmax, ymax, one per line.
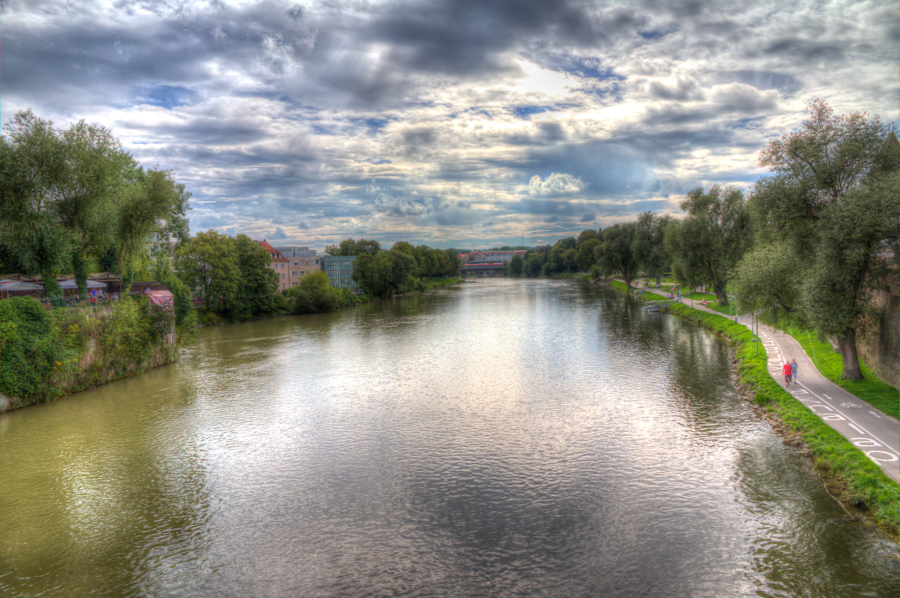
<box><xmin>795</xmin><ymin>381</ymin><xmax>900</xmax><ymax>458</ymax></box>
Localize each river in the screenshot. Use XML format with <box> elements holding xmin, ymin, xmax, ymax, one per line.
<box><xmin>1</xmin><ymin>279</ymin><xmax>897</xmax><ymax>597</ymax></box>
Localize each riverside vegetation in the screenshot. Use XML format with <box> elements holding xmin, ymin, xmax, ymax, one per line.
<box><xmin>0</xmin><ymin>294</ymin><xmax>185</xmax><ymax>411</ymax></box>
<box><xmin>605</xmin><ymin>282</ymin><xmax>900</xmax><ymax>538</ymax></box>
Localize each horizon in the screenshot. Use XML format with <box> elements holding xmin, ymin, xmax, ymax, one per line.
<box><xmin>2</xmin><ymin>0</ymin><xmax>897</xmax><ymax>250</ymax></box>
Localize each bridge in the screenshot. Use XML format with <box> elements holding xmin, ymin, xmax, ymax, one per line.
<box><xmin>459</xmin><ymin>262</ymin><xmax>504</xmax><ymax>277</ymax></box>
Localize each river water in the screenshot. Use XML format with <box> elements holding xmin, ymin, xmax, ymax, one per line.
<box><xmin>1</xmin><ymin>279</ymin><xmax>897</xmax><ymax>597</ymax></box>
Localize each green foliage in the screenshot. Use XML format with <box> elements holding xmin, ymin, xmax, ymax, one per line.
<box><xmin>594</xmin><ymin>222</ymin><xmax>640</xmax><ymax>289</ymax></box>
<box><xmin>0</xmin><ymin>296</ymin><xmax>176</xmax><ymax>406</ymax></box>
<box><xmin>286</xmin><ymin>270</ymin><xmax>353</xmax><ymax>314</ymax></box>
<box><xmin>575</xmin><ymin>238</ymin><xmax>600</xmax><ymax>272</ymax></box>
<box><xmin>633</xmin><ymin>211</ymin><xmax>671</xmax><ymax>284</ymax></box>
<box><xmin>576</xmin><ymin>229</ymin><xmax>601</xmax><ymax>247</ymax></box>
<box><xmin>223</xmin><ymin>235</ymin><xmax>280</xmax><ymax>321</ymax></box>
<box><xmin>524</xmin><ymin>255</ymin><xmax>543</xmax><ymax>277</ymax></box>
<box><xmin>665</xmin><ymin>186</ymin><xmax>751</xmax><ymax>305</ymax></box>
<box><xmin>748</xmin><ymin>100</ymin><xmax>899</xmax><ymax>379</ymax></box>
<box><xmin>151</xmin><ymin>254</ymin><xmax>192</xmax><ymax>326</ymax></box>
<box><xmin>352</xmin><ymin>249</ymin><xmax>417</xmax><ymax>297</ymax></box>
<box><xmin>0</xmin><ymin>298</ymin><xmax>69</xmax><ymax>398</ymax></box>
<box><xmin>174</xmin><ymin>230</ymin><xmax>240</xmax><ymax>313</ymax></box>
<box><xmin>508</xmin><ymin>254</ymin><xmax>524</xmax><ymax>275</ymax></box>
<box><xmin>732</xmin><ymin>241</ymin><xmax>798</xmax><ymax>319</ymax></box>
<box><xmin>0</xmin><ymin>110</ymin><xmax>190</xmax><ymax>281</ymax></box>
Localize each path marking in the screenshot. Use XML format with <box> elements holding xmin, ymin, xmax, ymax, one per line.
<box><xmin>795</xmin><ymin>381</ymin><xmax>900</xmax><ymax>459</ymax></box>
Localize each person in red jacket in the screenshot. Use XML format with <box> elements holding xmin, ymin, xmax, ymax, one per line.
<box><xmin>782</xmin><ymin>362</ymin><xmax>793</xmax><ymax>386</ymax></box>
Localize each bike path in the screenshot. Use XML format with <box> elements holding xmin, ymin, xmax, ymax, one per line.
<box><xmin>632</xmin><ymin>284</ymin><xmax>900</xmax><ymax>483</ymax></box>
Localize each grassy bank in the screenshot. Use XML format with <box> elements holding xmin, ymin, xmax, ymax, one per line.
<box><xmin>608</xmin><ymin>280</ymin><xmax>668</xmax><ymax>302</ymax></box>
<box><xmin>603</xmin><ymin>282</ymin><xmax>900</xmax><ymax>536</ymax></box>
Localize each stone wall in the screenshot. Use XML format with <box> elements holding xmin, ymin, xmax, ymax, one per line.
<box><xmin>857</xmin><ymin>288</ymin><xmax>900</xmax><ymax>389</ymax></box>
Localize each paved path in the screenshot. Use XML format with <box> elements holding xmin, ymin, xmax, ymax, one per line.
<box><xmin>625</xmin><ymin>283</ymin><xmax>900</xmax><ymax>483</ymax></box>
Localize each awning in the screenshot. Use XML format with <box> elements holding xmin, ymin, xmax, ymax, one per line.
<box><xmin>1</xmin><ymin>280</ymin><xmax>44</xmax><ymax>294</ymax></box>
<box><xmin>144</xmin><ymin>289</ymin><xmax>174</xmax><ymax>307</ymax></box>
<box><xmin>58</xmin><ymin>279</ymin><xmax>107</xmax><ymax>290</ymax></box>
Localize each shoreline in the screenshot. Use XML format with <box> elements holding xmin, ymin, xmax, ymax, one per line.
<box><xmin>601</xmin><ymin>279</ymin><xmax>900</xmax><ymax>539</ymax></box>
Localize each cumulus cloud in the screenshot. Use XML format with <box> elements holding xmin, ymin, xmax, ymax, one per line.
<box><xmin>528</xmin><ymin>173</ymin><xmax>586</xmax><ymax>195</ymax></box>
<box><xmin>371</xmin><ymin>193</ymin><xmax>430</xmax><ymax>217</ymax></box>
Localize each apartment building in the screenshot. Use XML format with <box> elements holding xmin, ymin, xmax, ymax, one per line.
<box><xmin>319</xmin><ymin>254</ymin><xmax>361</xmax><ymax>294</ymax></box>
<box><xmin>275</xmin><ymin>246</ymin><xmax>321</xmax><ymax>288</ymax></box>
<box><xmin>256</xmin><ymin>239</ymin><xmax>291</xmax><ymax>291</ymax></box>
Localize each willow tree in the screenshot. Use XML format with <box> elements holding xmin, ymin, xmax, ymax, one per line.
<box><xmin>0</xmin><ymin>110</ymin><xmax>189</xmax><ymax>296</ymax></box>
<box><xmin>594</xmin><ymin>222</ymin><xmax>640</xmax><ymax>290</ymax></box>
<box><xmin>665</xmin><ymin>186</ymin><xmax>751</xmax><ymax>306</ymax></box>
<box><xmin>743</xmin><ymin>101</ymin><xmax>899</xmax><ymax>379</ymax></box>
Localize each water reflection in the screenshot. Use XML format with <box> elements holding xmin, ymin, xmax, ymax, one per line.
<box><xmin>0</xmin><ymin>279</ymin><xmax>897</xmax><ymax>597</ymax></box>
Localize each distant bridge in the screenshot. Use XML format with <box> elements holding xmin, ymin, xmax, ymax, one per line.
<box><xmin>459</xmin><ymin>262</ymin><xmax>504</xmax><ymax>277</ymax></box>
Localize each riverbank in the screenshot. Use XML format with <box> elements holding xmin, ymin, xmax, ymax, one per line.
<box><xmin>603</xmin><ymin>280</ymin><xmax>900</xmax><ymax>537</ymax></box>
<box><xmin>0</xmin><ymin>297</ymin><xmax>179</xmax><ymax>413</ymax></box>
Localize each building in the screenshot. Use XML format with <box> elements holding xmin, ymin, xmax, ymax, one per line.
<box><xmin>256</xmin><ymin>239</ymin><xmax>291</xmax><ymax>291</ymax></box>
<box><xmin>320</xmin><ymin>254</ymin><xmax>361</xmax><ymax>293</ymax></box>
<box><xmin>275</xmin><ymin>246</ymin><xmax>321</xmax><ymax>288</ymax></box>
<box><xmin>459</xmin><ymin>250</ymin><xmax>527</xmax><ymax>264</ymax></box>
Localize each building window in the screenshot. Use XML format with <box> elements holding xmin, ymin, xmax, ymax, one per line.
<box><xmin>292</xmin><ymin>271</ymin><xmax>297</xmax><ymax>276</ymax></box>
<box><xmin>292</xmin><ymin>282</ymin><xmax>298</xmax><ymax>287</ymax></box>
<box><xmin>300</xmin><ymin>271</ymin><xmax>304</xmax><ymax>275</ymax></box>
<box><xmin>281</xmin><ymin>273</ymin><xmax>285</xmax><ymax>279</ymax></box>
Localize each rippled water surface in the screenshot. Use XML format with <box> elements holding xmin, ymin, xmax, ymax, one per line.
<box><xmin>1</xmin><ymin>279</ymin><xmax>898</xmax><ymax>597</ymax></box>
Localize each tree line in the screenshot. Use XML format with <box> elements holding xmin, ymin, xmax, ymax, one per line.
<box><xmin>526</xmin><ymin>101</ymin><xmax>898</xmax><ymax>381</ymax></box>
<box><xmin>325</xmin><ymin>237</ymin><xmax>461</xmax><ymax>298</ymax></box>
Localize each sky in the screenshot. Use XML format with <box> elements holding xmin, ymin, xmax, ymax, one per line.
<box><xmin>2</xmin><ymin>0</ymin><xmax>898</xmax><ymax>250</ymax></box>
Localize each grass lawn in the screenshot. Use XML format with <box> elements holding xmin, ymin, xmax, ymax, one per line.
<box><xmin>780</xmin><ymin>323</ymin><xmax>899</xmax><ymax>420</ymax></box>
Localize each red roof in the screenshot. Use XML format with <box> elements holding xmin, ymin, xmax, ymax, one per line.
<box><xmin>256</xmin><ymin>239</ymin><xmax>287</xmax><ymax>262</ymax></box>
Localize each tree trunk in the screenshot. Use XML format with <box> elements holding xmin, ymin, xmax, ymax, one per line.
<box><xmin>715</xmin><ymin>290</ymin><xmax>729</xmax><ymax>306</ymax></box>
<box><xmin>622</xmin><ymin>273</ymin><xmax>631</xmax><ymax>291</ymax></box>
<box><xmin>835</xmin><ymin>328</ymin><xmax>863</xmax><ymax>380</ymax></box>
<box><xmin>73</xmin><ymin>249</ymin><xmax>88</xmax><ymax>298</ymax></box>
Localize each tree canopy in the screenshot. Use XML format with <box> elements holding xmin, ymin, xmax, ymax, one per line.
<box><xmin>0</xmin><ymin>110</ymin><xmax>190</xmax><ymax>295</ymax></box>
<box><xmin>739</xmin><ymin>101</ymin><xmax>899</xmax><ymax>378</ymax></box>
<box><xmin>665</xmin><ymin>186</ymin><xmax>751</xmax><ymax>305</ymax></box>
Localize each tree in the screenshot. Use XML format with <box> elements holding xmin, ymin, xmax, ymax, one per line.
<box><xmin>594</xmin><ymin>222</ymin><xmax>640</xmax><ymax>290</ymax></box>
<box><xmin>508</xmin><ymin>254</ymin><xmax>524</xmax><ymax>276</ymax></box>
<box><xmin>352</xmin><ymin>249</ymin><xmax>416</xmax><ymax>297</ymax></box>
<box><xmin>174</xmin><ymin>230</ymin><xmax>240</xmax><ymax>312</ymax></box>
<box><xmin>665</xmin><ymin>186</ymin><xmax>751</xmax><ymax>305</ymax></box>
<box><xmin>732</xmin><ymin>241</ymin><xmax>800</xmax><ymax>320</ymax></box>
<box><xmin>575</xmin><ymin>238</ymin><xmax>600</xmax><ymax>272</ymax></box>
<box><xmin>563</xmin><ymin>248</ymin><xmax>577</xmax><ymax>272</ymax></box>
<box><xmin>224</xmin><ymin>235</ymin><xmax>279</xmax><ymax>320</ymax></box>
<box><xmin>747</xmin><ymin>101</ymin><xmax>898</xmax><ymax>379</ymax></box>
<box><xmin>0</xmin><ymin>110</ymin><xmax>190</xmax><ymax>297</ymax></box>
<box><xmin>286</xmin><ymin>270</ymin><xmax>345</xmax><ymax>314</ymax></box>
<box><xmin>576</xmin><ymin>229</ymin><xmax>601</xmax><ymax>247</ymax></box>
<box><xmin>524</xmin><ymin>255</ymin><xmax>543</xmax><ymax>277</ymax></box>
<box><xmin>633</xmin><ymin>211</ymin><xmax>671</xmax><ymax>285</ymax></box>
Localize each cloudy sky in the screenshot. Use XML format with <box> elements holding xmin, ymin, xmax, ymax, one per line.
<box><xmin>2</xmin><ymin>0</ymin><xmax>897</xmax><ymax>249</ymax></box>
